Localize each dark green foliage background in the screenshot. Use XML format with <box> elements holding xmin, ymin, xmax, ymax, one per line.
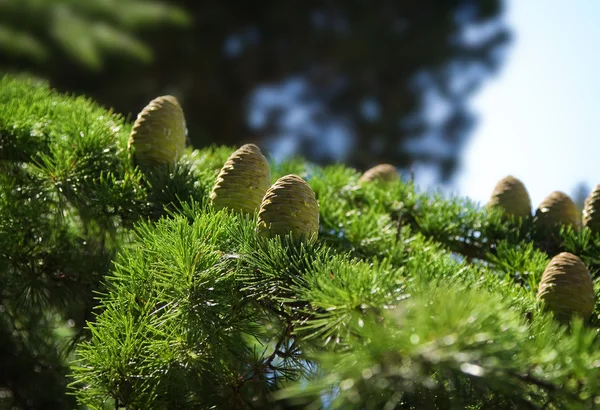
<box><xmin>3</xmin><ymin>76</ymin><xmax>600</xmax><ymax>409</ymax></box>
<box><xmin>0</xmin><ymin>0</ymin><xmax>510</xmax><ymax>179</ymax></box>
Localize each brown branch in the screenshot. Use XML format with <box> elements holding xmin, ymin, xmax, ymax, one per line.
<box><xmin>240</xmin><ymin>315</ymin><xmax>295</xmax><ymax>387</ymax></box>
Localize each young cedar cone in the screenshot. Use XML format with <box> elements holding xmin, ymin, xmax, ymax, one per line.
<box><xmin>486</xmin><ymin>175</ymin><xmax>531</xmax><ymax>219</ymax></box>
<box><xmin>583</xmin><ymin>184</ymin><xmax>600</xmax><ymax>233</ymax></box>
<box><xmin>257</xmin><ymin>174</ymin><xmax>319</xmax><ymax>241</ymax></box>
<box><xmin>127</xmin><ymin>95</ymin><xmax>187</xmax><ymax>171</ymax></box>
<box><xmin>210</xmin><ymin>144</ymin><xmax>271</xmax><ymax>214</ymax></box>
<box><xmin>536</xmin><ymin>252</ymin><xmax>595</xmax><ymax>322</ymax></box>
<box><xmin>358</xmin><ymin>164</ymin><xmax>399</xmax><ymax>184</ymax></box>
<box><xmin>535</xmin><ymin>191</ymin><xmax>580</xmax><ymax>231</ymax></box>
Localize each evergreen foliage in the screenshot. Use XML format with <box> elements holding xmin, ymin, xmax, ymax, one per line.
<box><xmin>1</xmin><ymin>1</ymin><xmax>510</xmax><ymax>178</ymax></box>
<box><xmin>0</xmin><ymin>0</ymin><xmax>189</xmax><ymax>69</ymax></box>
<box><xmin>3</xmin><ymin>75</ymin><xmax>600</xmax><ymax>409</ymax></box>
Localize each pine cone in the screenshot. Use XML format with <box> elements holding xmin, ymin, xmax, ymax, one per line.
<box><xmin>257</xmin><ymin>174</ymin><xmax>319</xmax><ymax>241</ymax></box>
<box><xmin>535</xmin><ymin>191</ymin><xmax>580</xmax><ymax>231</ymax></box>
<box><xmin>583</xmin><ymin>184</ymin><xmax>600</xmax><ymax>233</ymax></box>
<box><xmin>486</xmin><ymin>175</ymin><xmax>531</xmax><ymax>219</ymax></box>
<box><xmin>127</xmin><ymin>96</ymin><xmax>187</xmax><ymax>171</ymax></box>
<box><xmin>537</xmin><ymin>252</ymin><xmax>595</xmax><ymax>321</ymax></box>
<box><xmin>210</xmin><ymin>144</ymin><xmax>271</xmax><ymax>214</ymax></box>
<box><xmin>358</xmin><ymin>164</ymin><xmax>399</xmax><ymax>183</ymax></box>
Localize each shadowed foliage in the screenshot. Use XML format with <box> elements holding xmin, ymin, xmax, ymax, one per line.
<box><xmin>0</xmin><ymin>1</ymin><xmax>510</xmax><ymax>181</ymax></box>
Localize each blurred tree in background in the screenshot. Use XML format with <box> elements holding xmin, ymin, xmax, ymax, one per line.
<box><xmin>0</xmin><ymin>0</ymin><xmax>510</xmax><ymax>181</ymax></box>
<box><xmin>0</xmin><ymin>0</ymin><xmax>190</xmax><ymax>69</ymax></box>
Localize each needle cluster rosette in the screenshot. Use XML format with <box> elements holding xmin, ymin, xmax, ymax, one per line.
<box><xmin>583</xmin><ymin>184</ymin><xmax>600</xmax><ymax>233</ymax></box>
<box><xmin>536</xmin><ymin>252</ymin><xmax>595</xmax><ymax>322</ymax></box>
<box><xmin>127</xmin><ymin>95</ymin><xmax>187</xmax><ymax>171</ymax></box>
<box><xmin>358</xmin><ymin>164</ymin><xmax>399</xmax><ymax>184</ymax></box>
<box><xmin>534</xmin><ymin>191</ymin><xmax>580</xmax><ymax>231</ymax></box>
<box><xmin>257</xmin><ymin>174</ymin><xmax>319</xmax><ymax>241</ymax></box>
<box><xmin>210</xmin><ymin>144</ymin><xmax>271</xmax><ymax>214</ymax></box>
<box><xmin>486</xmin><ymin>175</ymin><xmax>531</xmax><ymax>219</ymax></box>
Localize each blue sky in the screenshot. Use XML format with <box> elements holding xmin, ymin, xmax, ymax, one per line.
<box><xmin>456</xmin><ymin>0</ymin><xmax>600</xmax><ymax>207</ymax></box>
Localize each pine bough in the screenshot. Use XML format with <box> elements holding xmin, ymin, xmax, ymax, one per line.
<box><xmin>2</xmin><ymin>75</ymin><xmax>600</xmax><ymax>409</ymax></box>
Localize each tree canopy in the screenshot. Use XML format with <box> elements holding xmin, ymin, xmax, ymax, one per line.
<box><xmin>0</xmin><ymin>0</ymin><xmax>510</xmax><ymax>181</ymax></box>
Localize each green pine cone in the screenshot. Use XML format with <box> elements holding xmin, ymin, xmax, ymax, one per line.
<box><xmin>358</xmin><ymin>164</ymin><xmax>399</xmax><ymax>183</ymax></box>
<box><xmin>486</xmin><ymin>175</ymin><xmax>531</xmax><ymax>219</ymax></box>
<box><xmin>535</xmin><ymin>191</ymin><xmax>580</xmax><ymax>231</ymax></box>
<box><xmin>127</xmin><ymin>95</ymin><xmax>187</xmax><ymax>171</ymax></box>
<box><xmin>537</xmin><ymin>252</ymin><xmax>595</xmax><ymax>322</ymax></box>
<box><xmin>583</xmin><ymin>184</ymin><xmax>600</xmax><ymax>233</ymax></box>
<box><xmin>210</xmin><ymin>144</ymin><xmax>271</xmax><ymax>214</ymax></box>
<box><xmin>257</xmin><ymin>174</ymin><xmax>319</xmax><ymax>241</ymax></box>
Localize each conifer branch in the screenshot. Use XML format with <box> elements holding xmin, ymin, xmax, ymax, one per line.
<box><xmin>3</xmin><ymin>75</ymin><xmax>600</xmax><ymax>409</ymax></box>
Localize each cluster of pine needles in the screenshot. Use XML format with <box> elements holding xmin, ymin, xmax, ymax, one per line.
<box><xmin>2</xmin><ymin>75</ymin><xmax>600</xmax><ymax>409</ymax></box>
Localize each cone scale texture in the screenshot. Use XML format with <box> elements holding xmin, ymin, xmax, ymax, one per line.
<box><xmin>257</xmin><ymin>174</ymin><xmax>319</xmax><ymax>241</ymax></box>
<box><xmin>535</xmin><ymin>191</ymin><xmax>580</xmax><ymax>231</ymax></box>
<box><xmin>583</xmin><ymin>184</ymin><xmax>600</xmax><ymax>233</ymax></box>
<box><xmin>486</xmin><ymin>175</ymin><xmax>531</xmax><ymax>219</ymax></box>
<box><xmin>537</xmin><ymin>252</ymin><xmax>595</xmax><ymax>321</ymax></box>
<box><xmin>358</xmin><ymin>164</ymin><xmax>399</xmax><ymax>184</ymax></box>
<box><xmin>128</xmin><ymin>95</ymin><xmax>187</xmax><ymax>170</ymax></box>
<box><xmin>210</xmin><ymin>144</ymin><xmax>271</xmax><ymax>214</ymax></box>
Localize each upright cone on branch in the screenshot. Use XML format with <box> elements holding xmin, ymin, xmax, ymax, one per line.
<box><xmin>535</xmin><ymin>191</ymin><xmax>580</xmax><ymax>231</ymax></box>
<box><xmin>127</xmin><ymin>96</ymin><xmax>187</xmax><ymax>171</ymax></box>
<box><xmin>210</xmin><ymin>144</ymin><xmax>271</xmax><ymax>214</ymax></box>
<box><xmin>583</xmin><ymin>184</ymin><xmax>600</xmax><ymax>233</ymax></box>
<box><xmin>536</xmin><ymin>252</ymin><xmax>595</xmax><ymax>322</ymax></box>
<box><xmin>257</xmin><ymin>174</ymin><xmax>319</xmax><ymax>241</ymax></box>
<box><xmin>486</xmin><ymin>175</ymin><xmax>531</xmax><ymax>219</ymax></box>
<box><xmin>358</xmin><ymin>164</ymin><xmax>399</xmax><ymax>184</ymax></box>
